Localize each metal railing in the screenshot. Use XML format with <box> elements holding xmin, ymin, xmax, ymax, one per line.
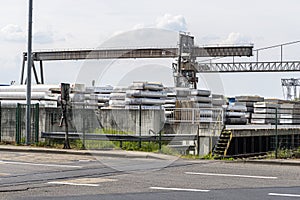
<box><xmin>165</xmin><ymin>107</ymin><xmax>224</xmax><ymax>124</ymax></box>
<box><xmin>41</xmin><ymin>132</ymin><xmax>198</xmax><ymax>152</ymax></box>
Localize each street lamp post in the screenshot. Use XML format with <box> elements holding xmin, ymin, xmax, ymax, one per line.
<box><xmin>26</xmin><ymin>0</ymin><xmax>33</xmax><ymax>145</ymax></box>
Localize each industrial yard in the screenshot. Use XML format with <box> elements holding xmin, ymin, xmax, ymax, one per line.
<box><xmin>2</xmin><ymin>1</ymin><xmax>300</xmax><ymax>200</ymax></box>
<box><xmin>0</xmin><ymin>29</ymin><xmax>299</xmax><ymax>158</ymax></box>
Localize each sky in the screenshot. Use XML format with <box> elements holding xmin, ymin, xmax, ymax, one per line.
<box><xmin>1</xmin><ymin>0</ymin><xmax>300</xmax><ymax>98</ymax></box>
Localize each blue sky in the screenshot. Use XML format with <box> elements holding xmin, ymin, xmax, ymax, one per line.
<box><xmin>0</xmin><ymin>0</ymin><xmax>300</xmax><ymax>98</ymax></box>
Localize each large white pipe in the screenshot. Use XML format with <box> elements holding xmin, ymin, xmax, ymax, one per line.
<box><xmin>0</xmin><ymin>100</ymin><xmax>57</xmax><ymax>107</ymax></box>
<box><xmin>0</xmin><ymin>85</ymin><xmax>59</xmax><ymax>93</ymax></box>
<box><xmin>0</xmin><ymin>92</ymin><xmax>57</xmax><ymax>100</ymax></box>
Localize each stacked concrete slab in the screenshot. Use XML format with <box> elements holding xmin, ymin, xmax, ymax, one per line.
<box><xmin>235</xmin><ymin>96</ymin><xmax>264</xmax><ymax>124</ymax></box>
<box><xmin>175</xmin><ymin>88</ymin><xmax>191</xmax><ymax>101</ymax></box>
<box><xmin>279</xmin><ymin>103</ymin><xmax>300</xmax><ymax>124</ymax></box>
<box><xmin>225</xmin><ymin>101</ymin><xmax>248</xmax><ymax>125</ymax></box>
<box><xmin>86</xmin><ymin>85</ymin><xmax>113</xmax><ymax>108</ymax></box>
<box><xmin>190</xmin><ymin>89</ymin><xmax>212</xmax><ymax>108</ymax></box>
<box><xmin>251</xmin><ymin>101</ymin><xmax>279</xmax><ymax>124</ymax></box>
<box><xmin>163</xmin><ymin>88</ymin><xmax>176</xmax><ymax>109</ymax></box>
<box><xmin>212</xmin><ymin>94</ymin><xmax>226</xmax><ymax>108</ymax></box>
<box><xmin>124</xmin><ymin>81</ymin><xmax>166</xmax><ymax>109</ymax></box>
<box><xmin>108</xmin><ymin>86</ymin><xmax>127</xmax><ymax>109</ymax></box>
<box><xmin>190</xmin><ymin>89</ymin><xmax>213</xmax><ymax>123</ymax></box>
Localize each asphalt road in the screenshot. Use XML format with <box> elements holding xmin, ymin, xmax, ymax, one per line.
<box><xmin>0</xmin><ymin>151</ymin><xmax>299</xmax><ymax>200</ymax></box>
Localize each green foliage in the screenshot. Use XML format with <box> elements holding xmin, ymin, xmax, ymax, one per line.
<box><xmin>159</xmin><ymin>145</ymin><xmax>179</xmax><ymax>156</ymax></box>
<box><xmin>267</xmin><ymin>148</ymin><xmax>300</xmax><ymax>159</ymax></box>
<box><xmin>93</xmin><ymin>128</ymin><xmax>133</xmax><ymax>135</ymax></box>
<box><xmin>181</xmin><ymin>154</ymin><xmax>200</xmax><ymax>159</ymax></box>
<box><xmin>221</xmin><ymin>157</ymin><xmax>234</xmax><ymax>161</ymax></box>
<box><xmin>35</xmin><ymin>141</ymin><xmax>48</xmax><ymax>147</ymax></box>
<box><xmin>200</xmin><ymin>153</ymin><xmax>215</xmax><ymax>160</ymax></box>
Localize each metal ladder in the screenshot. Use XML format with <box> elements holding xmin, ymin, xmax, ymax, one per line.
<box><xmin>212</xmin><ymin>129</ymin><xmax>233</xmax><ymax>158</ymax></box>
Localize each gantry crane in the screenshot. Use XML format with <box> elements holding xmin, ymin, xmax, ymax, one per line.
<box><xmin>281</xmin><ymin>78</ymin><xmax>300</xmax><ymax>100</ymax></box>
<box><xmin>20</xmin><ymin>33</ymin><xmax>300</xmax><ymax>89</ymax></box>
<box><xmin>20</xmin><ymin>33</ymin><xmax>252</xmax><ymax>88</ymax></box>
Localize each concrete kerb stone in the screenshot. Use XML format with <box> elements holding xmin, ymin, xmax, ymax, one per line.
<box><xmin>235</xmin><ymin>159</ymin><xmax>300</xmax><ymax>166</ymax></box>
<box><xmin>0</xmin><ymin>145</ymin><xmax>178</xmax><ymax>160</ymax></box>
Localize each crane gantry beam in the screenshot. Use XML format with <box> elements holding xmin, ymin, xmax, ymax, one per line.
<box><xmin>23</xmin><ymin>46</ymin><xmax>253</xmax><ymax>61</ymax></box>
<box><xmin>197</xmin><ymin>61</ymin><xmax>300</xmax><ymax>73</ymax></box>
<box><xmin>20</xmin><ymin>44</ymin><xmax>253</xmax><ymax>84</ymax></box>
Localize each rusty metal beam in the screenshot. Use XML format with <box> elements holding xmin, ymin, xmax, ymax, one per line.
<box><xmin>23</xmin><ymin>46</ymin><xmax>253</xmax><ymax>61</ymax></box>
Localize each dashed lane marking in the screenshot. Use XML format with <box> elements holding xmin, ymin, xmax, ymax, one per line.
<box><xmin>185</xmin><ymin>172</ymin><xmax>278</xmax><ymax>179</ymax></box>
<box><xmin>0</xmin><ymin>160</ymin><xmax>82</xmax><ymax>168</ymax></box>
<box><xmin>48</xmin><ymin>181</ymin><xmax>99</xmax><ymax>187</ymax></box>
<box><xmin>47</xmin><ymin>177</ymin><xmax>117</xmax><ymax>187</ymax></box>
<box><xmin>150</xmin><ymin>187</ymin><xmax>210</xmax><ymax>192</ymax></box>
<box><xmin>268</xmin><ymin>193</ymin><xmax>300</xmax><ymax>198</ymax></box>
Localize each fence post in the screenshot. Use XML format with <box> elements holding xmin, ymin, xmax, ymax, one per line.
<box><xmin>159</xmin><ymin>131</ymin><xmax>162</xmax><ymax>151</ymax></box>
<box><xmin>139</xmin><ymin>104</ymin><xmax>142</xmax><ymax>149</ymax></box>
<box><xmin>15</xmin><ymin>103</ymin><xmax>20</xmax><ymax>145</ymax></box>
<box><xmin>275</xmin><ymin>107</ymin><xmax>278</xmax><ymax>159</ymax></box>
<box><xmin>82</xmin><ymin>105</ymin><xmax>86</xmax><ymax>150</ymax></box>
<box><xmin>197</xmin><ymin>125</ymin><xmax>200</xmax><ymax>156</ymax></box>
<box><xmin>192</xmin><ymin>108</ymin><xmax>195</xmax><ymax>124</ymax></box>
<box><xmin>35</xmin><ymin>103</ymin><xmax>39</xmax><ymax>144</ymax></box>
<box><xmin>0</xmin><ymin>102</ymin><xmax>1</xmax><ymax>142</ymax></box>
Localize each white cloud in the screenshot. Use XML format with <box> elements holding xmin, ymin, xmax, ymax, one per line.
<box><xmin>221</xmin><ymin>32</ymin><xmax>251</xmax><ymax>45</ymax></box>
<box><xmin>112</xmin><ymin>14</ymin><xmax>188</xmax><ymax>37</ymax></box>
<box><xmin>34</xmin><ymin>31</ymin><xmax>66</xmax><ymax>44</ymax></box>
<box><xmin>155</xmin><ymin>14</ymin><xmax>187</xmax><ymax>32</ymax></box>
<box><xmin>0</xmin><ymin>24</ymin><xmax>26</xmax><ymax>42</ymax></box>
<box><xmin>132</xmin><ymin>23</ymin><xmax>145</xmax><ymax>30</ymax></box>
<box><xmin>0</xmin><ymin>24</ymin><xmax>67</xmax><ymax>44</ymax></box>
<box><xmin>34</xmin><ymin>31</ymin><xmax>54</xmax><ymax>44</ymax></box>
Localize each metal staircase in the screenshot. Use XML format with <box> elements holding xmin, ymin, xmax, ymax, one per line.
<box><xmin>212</xmin><ymin>129</ymin><xmax>233</xmax><ymax>158</ymax></box>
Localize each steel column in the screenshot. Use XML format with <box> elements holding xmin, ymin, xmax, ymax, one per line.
<box><xmin>32</xmin><ymin>62</ymin><xmax>39</xmax><ymax>84</ymax></box>
<box><xmin>26</xmin><ymin>0</ymin><xmax>33</xmax><ymax>145</ymax></box>
<box><xmin>40</xmin><ymin>60</ymin><xmax>44</xmax><ymax>84</ymax></box>
<box><xmin>20</xmin><ymin>54</ymin><xmax>26</xmax><ymax>84</ymax></box>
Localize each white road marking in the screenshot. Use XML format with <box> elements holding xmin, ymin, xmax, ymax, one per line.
<box><xmin>185</xmin><ymin>172</ymin><xmax>277</xmax><ymax>179</ymax></box>
<box><xmin>268</xmin><ymin>193</ymin><xmax>300</xmax><ymax>198</ymax></box>
<box><xmin>48</xmin><ymin>181</ymin><xmax>99</xmax><ymax>187</ymax></box>
<box><xmin>0</xmin><ymin>160</ymin><xmax>82</xmax><ymax>168</ymax></box>
<box><xmin>150</xmin><ymin>186</ymin><xmax>210</xmax><ymax>192</ymax></box>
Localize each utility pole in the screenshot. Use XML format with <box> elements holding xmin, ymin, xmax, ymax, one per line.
<box><xmin>26</xmin><ymin>0</ymin><xmax>33</xmax><ymax>145</ymax></box>
<box><xmin>60</xmin><ymin>83</ymin><xmax>71</xmax><ymax>149</ymax></box>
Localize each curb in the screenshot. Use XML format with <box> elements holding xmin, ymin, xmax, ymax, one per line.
<box><xmin>237</xmin><ymin>159</ymin><xmax>300</xmax><ymax>166</ymax></box>
<box><xmin>0</xmin><ymin>145</ymin><xmax>177</xmax><ymax>160</ymax></box>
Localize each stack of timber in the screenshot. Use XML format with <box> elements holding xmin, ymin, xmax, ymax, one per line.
<box><xmin>124</xmin><ymin>81</ymin><xmax>166</xmax><ymax>109</ymax></box>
